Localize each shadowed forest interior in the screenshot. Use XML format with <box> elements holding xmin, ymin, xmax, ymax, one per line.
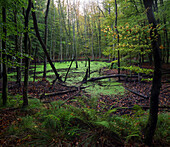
<box><xmin>0</xmin><ymin>0</ymin><xmax>169</xmax><ymax>146</ymax></box>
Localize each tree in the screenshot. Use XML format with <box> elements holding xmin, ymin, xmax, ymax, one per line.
<box><xmin>143</xmin><ymin>0</ymin><xmax>162</xmax><ymax>146</ymax></box>
<box><xmin>31</xmin><ymin>1</ymin><xmax>63</xmax><ymax>82</ymax></box>
<box><xmin>114</xmin><ymin>0</ymin><xmax>120</xmax><ymax>81</ymax></box>
<box><xmin>43</xmin><ymin>0</ymin><xmax>51</xmax><ymax>78</ymax></box>
<box><xmin>2</xmin><ymin>6</ymin><xmax>7</xmax><ymax>105</ymax></box>
<box><xmin>14</xmin><ymin>1</ymin><xmax>22</xmax><ymax>87</ymax></box>
<box><xmin>23</xmin><ymin>0</ymin><xmax>32</xmax><ymax>107</ymax></box>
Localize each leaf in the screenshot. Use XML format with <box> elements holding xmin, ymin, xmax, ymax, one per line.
<box><xmin>95</xmin><ymin>121</ymin><xmax>110</xmax><ymax>128</ymax></box>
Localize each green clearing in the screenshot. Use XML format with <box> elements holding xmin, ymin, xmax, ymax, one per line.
<box><xmin>8</xmin><ymin>61</ymin><xmax>124</xmax><ymax>96</ymax></box>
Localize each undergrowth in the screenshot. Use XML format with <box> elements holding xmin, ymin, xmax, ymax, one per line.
<box><xmin>2</xmin><ymin>95</ymin><xmax>169</xmax><ymax>146</ymax></box>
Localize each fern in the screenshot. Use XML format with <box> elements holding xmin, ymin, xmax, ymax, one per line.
<box><xmin>42</xmin><ymin>114</ymin><xmax>61</xmax><ymax>130</ymax></box>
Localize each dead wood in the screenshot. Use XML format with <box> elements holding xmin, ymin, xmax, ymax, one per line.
<box><xmin>40</xmin><ymin>86</ymin><xmax>87</xmax><ymax>100</ymax></box>
<box><xmin>113</xmin><ymin>105</ymin><xmax>170</xmax><ymax>110</ymax></box>
<box><xmin>64</xmin><ymin>57</ymin><xmax>75</xmax><ymax>82</ymax></box>
<box><xmin>124</xmin><ymin>87</ymin><xmax>149</xmax><ymax>99</ymax></box>
<box><xmin>82</xmin><ymin>68</ymin><xmax>89</xmax><ymax>83</ymax></box>
<box><xmin>86</xmin><ymin>74</ymin><xmax>128</xmax><ymax>82</ymax></box>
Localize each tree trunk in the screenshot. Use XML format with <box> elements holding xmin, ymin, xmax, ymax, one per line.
<box><xmin>97</xmin><ymin>0</ymin><xmax>101</xmax><ymax>58</ymax></box>
<box><xmin>160</xmin><ymin>0</ymin><xmax>169</xmax><ymax>64</ymax></box>
<box><xmin>143</xmin><ymin>0</ymin><xmax>162</xmax><ymax>146</ymax></box>
<box><xmin>14</xmin><ymin>8</ymin><xmax>21</xmax><ymax>87</ymax></box>
<box><xmin>23</xmin><ymin>0</ymin><xmax>32</xmax><ymax>107</ymax></box>
<box><xmin>0</xmin><ymin>39</ymin><xmax>2</xmax><ymax>79</ymax></box>
<box><xmin>33</xmin><ymin>45</ymin><xmax>38</xmax><ymax>82</ymax></box>
<box><xmin>58</xmin><ymin>0</ymin><xmax>63</xmax><ymax>61</ymax></box>
<box><xmin>2</xmin><ymin>7</ymin><xmax>7</xmax><ymax>105</ymax></box>
<box><xmin>31</xmin><ymin>2</ymin><xmax>63</xmax><ymax>82</ymax></box>
<box><xmin>115</xmin><ymin>0</ymin><xmax>120</xmax><ymax>81</ymax></box>
<box><xmin>43</xmin><ymin>0</ymin><xmax>50</xmax><ymax>78</ymax></box>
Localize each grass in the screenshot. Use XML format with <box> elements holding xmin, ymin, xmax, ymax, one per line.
<box><xmin>7</xmin><ymin>61</ymin><xmax>124</xmax><ymax>96</ymax></box>
<box><xmin>8</xmin><ymin>61</ymin><xmax>109</xmax><ymax>83</ymax></box>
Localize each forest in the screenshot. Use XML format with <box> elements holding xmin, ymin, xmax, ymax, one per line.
<box><xmin>0</xmin><ymin>0</ymin><xmax>169</xmax><ymax>146</ymax></box>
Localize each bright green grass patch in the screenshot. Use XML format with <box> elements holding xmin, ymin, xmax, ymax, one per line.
<box><xmin>7</xmin><ymin>61</ymin><xmax>125</xmax><ymax>96</ymax></box>
<box><xmin>86</xmin><ymin>81</ymin><xmax>124</xmax><ymax>96</ymax></box>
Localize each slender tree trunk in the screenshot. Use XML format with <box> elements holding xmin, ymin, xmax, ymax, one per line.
<box><xmin>143</xmin><ymin>0</ymin><xmax>162</xmax><ymax>146</ymax></box>
<box><xmin>32</xmin><ymin>2</ymin><xmax>63</xmax><ymax>82</ymax></box>
<box><xmin>67</xmin><ymin>0</ymin><xmax>71</xmax><ymax>57</ymax></box>
<box><xmin>84</xmin><ymin>9</ymin><xmax>87</xmax><ymax>55</ymax></box>
<box><xmin>43</xmin><ymin>0</ymin><xmax>51</xmax><ymax>78</ymax></box>
<box><xmin>33</xmin><ymin>45</ymin><xmax>38</xmax><ymax>82</ymax></box>
<box><xmin>58</xmin><ymin>0</ymin><xmax>63</xmax><ymax>61</ymax></box>
<box><xmin>72</xmin><ymin>2</ymin><xmax>76</xmax><ymax>60</ymax></box>
<box><xmin>97</xmin><ymin>0</ymin><xmax>101</xmax><ymax>58</ymax></box>
<box><xmin>76</xmin><ymin>3</ymin><xmax>80</xmax><ymax>63</ymax></box>
<box><xmin>14</xmin><ymin>8</ymin><xmax>21</xmax><ymax>87</ymax></box>
<box><xmin>115</xmin><ymin>0</ymin><xmax>120</xmax><ymax>81</ymax></box>
<box><xmin>23</xmin><ymin>0</ymin><xmax>32</xmax><ymax>107</ymax></box>
<box><xmin>2</xmin><ymin>7</ymin><xmax>7</xmax><ymax>105</ymax></box>
<box><xmin>160</xmin><ymin>0</ymin><xmax>169</xmax><ymax>64</ymax></box>
<box><xmin>91</xmin><ymin>18</ymin><xmax>94</xmax><ymax>60</ymax></box>
<box><xmin>53</xmin><ymin>3</ymin><xmax>56</xmax><ymax>61</ymax></box>
<box><xmin>0</xmin><ymin>39</ymin><xmax>2</xmax><ymax>78</ymax></box>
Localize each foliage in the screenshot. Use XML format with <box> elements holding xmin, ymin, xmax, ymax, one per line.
<box><xmin>1</xmin><ymin>93</ymin><xmax>169</xmax><ymax>146</ymax></box>
<box><xmin>0</xmin><ymin>94</ymin><xmax>23</xmax><ymax>108</ymax></box>
<box><xmin>122</xmin><ymin>65</ymin><xmax>153</xmax><ymax>75</ymax></box>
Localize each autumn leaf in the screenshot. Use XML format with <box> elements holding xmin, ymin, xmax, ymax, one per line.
<box><xmin>159</xmin><ymin>45</ymin><xmax>165</xmax><ymax>49</ymax></box>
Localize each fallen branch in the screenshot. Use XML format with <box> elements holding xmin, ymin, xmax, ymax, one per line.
<box><xmin>40</xmin><ymin>86</ymin><xmax>87</xmax><ymax>100</ymax></box>
<box><xmin>82</xmin><ymin>68</ymin><xmax>89</xmax><ymax>83</ymax></box>
<box><xmin>124</xmin><ymin>87</ymin><xmax>149</xmax><ymax>99</ymax></box>
<box><xmin>112</xmin><ymin>105</ymin><xmax>170</xmax><ymax>110</ymax></box>
<box><xmin>64</xmin><ymin>57</ymin><xmax>75</xmax><ymax>82</ymax></box>
<box><xmin>86</xmin><ymin>74</ymin><xmax>129</xmax><ymax>82</ymax></box>
<box><xmin>59</xmin><ymin>90</ymin><xmax>81</xmax><ymax>107</ymax></box>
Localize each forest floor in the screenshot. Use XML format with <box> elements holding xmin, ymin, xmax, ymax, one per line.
<box><xmin>0</xmin><ymin>63</ymin><xmax>170</xmax><ymax>146</ymax></box>
<box><xmin>7</xmin><ymin>63</ymin><xmax>170</xmax><ymax>114</ymax></box>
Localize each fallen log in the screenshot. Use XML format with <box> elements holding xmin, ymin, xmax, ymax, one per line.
<box><xmin>86</xmin><ymin>74</ymin><xmax>141</xmax><ymax>82</ymax></box>
<box><xmin>124</xmin><ymin>87</ymin><xmax>149</xmax><ymax>99</ymax></box>
<box><xmin>111</xmin><ymin>105</ymin><xmax>170</xmax><ymax>110</ymax></box>
<box><xmin>40</xmin><ymin>86</ymin><xmax>87</xmax><ymax>100</ymax></box>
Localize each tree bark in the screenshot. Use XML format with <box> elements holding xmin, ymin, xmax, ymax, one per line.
<box><xmin>23</xmin><ymin>0</ymin><xmax>32</xmax><ymax>107</ymax></box>
<box><xmin>2</xmin><ymin>7</ymin><xmax>8</xmax><ymax>105</ymax></box>
<box><xmin>43</xmin><ymin>0</ymin><xmax>50</xmax><ymax>78</ymax></box>
<box><xmin>14</xmin><ymin>7</ymin><xmax>21</xmax><ymax>87</ymax></box>
<box><xmin>64</xmin><ymin>57</ymin><xmax>75</xmax><ymax>82</ymax></box>
<box><xmin>31</xmin><ymin>2</ymin><xmax>63</xmax><ymax>82</ymax></box>
<box><xmin>33</xmin><ymin>45</ymin><xmax>38</xmax><ymax>82</ymax></box>
<box><xmin>160</xmin><ymin>0</ymin><xmax>169</xmax><ymax>64</ymax></box>
<box><xmin>124</xmin><ymin>87</ymin><xmax>149</xmax><ymax>99</ymax></box>
<box><xmin>115</xmin><ymin>0</ymin><xmax>120</xmax><ymax>81</ymax></box>
<box><xmin>98</xmin><ymin>11</ymin><xmax>101</xmax><ymax>58</ymax></box>
<box><xmin>143</xmin><ymin>0</ymin><xmax>162</xmax><ymax>146</ymax></box>
<box><xmin>58</xmin><ymin>0</ymin><xmax>63</xmax><ymax>61</ymax></box>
